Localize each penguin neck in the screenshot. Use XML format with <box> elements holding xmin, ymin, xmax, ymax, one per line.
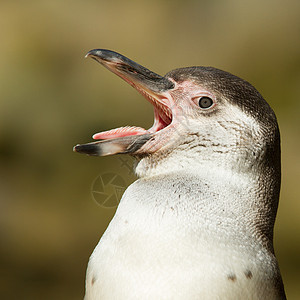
<box><xmin>135</xmin><ymin>147</ymin><xmax>258</xmax><ymax>181</ymax></box>
<box><xmin>134</xmin><ymin>148</ymin><xmax>278</xmax><ymax>248</ymax></box>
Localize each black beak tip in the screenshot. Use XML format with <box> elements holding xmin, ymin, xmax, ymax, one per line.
<box><xmin>85</xmin><ymin>49</ymin><xmax>125</xmax><ymax>64</ymax></box>
<box><xmin>73</xmin><ymin>143</ymin><xmax>100</xmax><ymax>156</ymax></box>
<box><xmin>85</xmin><ymin>49</ymin><xmax>109</xmax><ymax>59</ymax></box>
<box><xmin>73</xmin><ymin>144</ymin><xmax>80</xmax><ymax>152</ymax></box>
<box><xmin>85</xmin><ymin>49</ymin><xmax>100</xmax><ymax>59</ymax></box>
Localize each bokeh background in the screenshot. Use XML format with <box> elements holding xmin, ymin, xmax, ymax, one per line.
<box><xmin>1</xmin><ymin>0</ymin><xmax>299</xmax><ymax>299</ymax></box>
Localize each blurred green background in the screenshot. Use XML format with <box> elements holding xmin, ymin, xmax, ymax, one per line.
<box><xmin>0</xmin><ymin>0</ymin><xmax>299</xmax><ymax>299</ymax></box>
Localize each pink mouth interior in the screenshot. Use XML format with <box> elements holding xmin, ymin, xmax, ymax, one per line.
<box><xmin>93</xmin><ymin>102</ymin><xmax>172</xmax><ymax>140</ymax></box>
<box><xmin>93</xmin><ymin>126</ymin><xmax>149</xmax><ymax>139</ymax></box>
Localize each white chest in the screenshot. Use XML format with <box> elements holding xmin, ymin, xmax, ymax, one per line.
<box><xmin>84</xmin><ymin>174</ymin><xmax>282</xmax><ymax>299</ymax></box>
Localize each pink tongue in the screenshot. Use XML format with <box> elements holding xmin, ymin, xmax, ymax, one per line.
<box><xmin>93</xmin><ymin>126</ymin><xmax>149</xmax><ymax>140</ymax></box>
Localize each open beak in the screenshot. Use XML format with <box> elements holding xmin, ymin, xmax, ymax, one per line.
<box><xmin>73</xmin><ymin>49</ymin><xmax>175</xmax><ymax>156</ymax></box>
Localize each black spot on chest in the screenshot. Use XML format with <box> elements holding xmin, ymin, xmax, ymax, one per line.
<box><xmin>244</xmin><ymin>270</ymin><xmax>253</xmax><ymax>279</ymax></box>
<box><xmin>227</xmin><ymin>273</ymin><xmax>237</xmax><ymax>282</ymax></box>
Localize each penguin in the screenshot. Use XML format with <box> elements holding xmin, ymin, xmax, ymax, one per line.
<box><xmin>74</xmin><ymin>49</ymin><xmax>286</xmax><ymax>299</ymax></box>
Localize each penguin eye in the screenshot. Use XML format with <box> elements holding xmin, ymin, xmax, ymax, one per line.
<box><xmin>198</xmin><ymin>97</ymin><xmax>213</xmax><ymax>109</ymax></box>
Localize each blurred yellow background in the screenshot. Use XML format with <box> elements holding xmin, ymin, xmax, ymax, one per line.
<box><xmin>0</xmin><ymin>1</ymin><xmax>299</xmax><ymax>299</ymax></box>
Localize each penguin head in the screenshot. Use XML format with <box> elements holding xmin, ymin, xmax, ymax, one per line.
<box><xmin>74</xmin><ymin>50</ymin><xmax>280</xmax><ymax>178</ymax></box>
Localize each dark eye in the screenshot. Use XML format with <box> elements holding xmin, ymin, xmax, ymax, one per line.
<box><xmin>198</xmin><ymin>97</ymin><xmax>213</xmax><ymax>109</ymax></box>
